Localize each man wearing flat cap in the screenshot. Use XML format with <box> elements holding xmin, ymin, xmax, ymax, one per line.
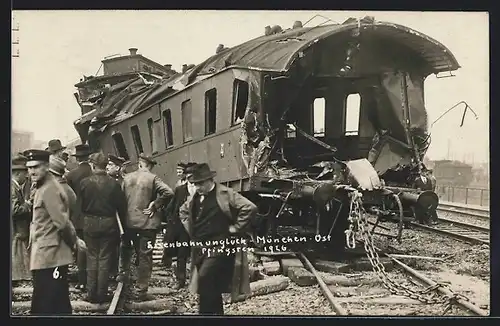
<box><xmin>23</xmin><ymin>149</ymin><xmax>87</xmax><ymax>314</ymax></box>
<box><xmin>65</xmin><ymin>144</ymin><xmax>93</xmax><ymax>291</ymax></box>
<box><xmin>49</xmin><ymin>156</ymin><xmax>81</xmax><ymax>226</ymax></box>
<box><xmin>47</xmin><ymin>139</ymin><xmax>67</xmax><ymax>161</ymax></box>
<box><xmin>79</xmin><ymin>152</ymin><xmax>127</xmax><ymax>304</ymax></box>
<box><xmin>11</xmin><ymin>154</ymin><xmax>32</xmax><ymax>283</ymax></box>
<box><xmin>162</xmin><ymin>162</ymin><xmax>197</xmax><ymax>288</ymax></box>
<box><xmin>119</xmin><ymin>153</ymin><xmax>173</xmax><ymax>301</ymax></box>
<box><xmin>106</xmin><ymin>154</ymin><xmax>127</xmax><ymax>279</ymax></box>
<box><xmin>179</xmin><ymin>163</ymin><xmax>257</xmax><ymax>315</ymax></box>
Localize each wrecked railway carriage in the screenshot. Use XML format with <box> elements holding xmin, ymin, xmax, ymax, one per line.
<box><xmin>73</xmin><ymin>18</ymin><xmax>459</xmax><ymax>250</ymax></box>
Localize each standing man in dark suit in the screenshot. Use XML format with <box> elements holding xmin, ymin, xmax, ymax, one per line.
<box><xmin>163</xmin><ymin>162</ymin><xmax>197</xmax><ymax>288</ymax></box>
<box><xmin>106</xmin><ymin>154</ymin><xmax>127</xmax><ymax>279</ymax></box>
<box><xmin>65</xmin><ymin>144</ymin><xmax>93</xmax><ymax>291</ymax></box>
<box><xmin>80</xmin><ymin>153</ymin><xmax>127</xmax><ymax>303</ymax></box>
<box><xmin>179</xmin><ymin>163</ymin><xmax>256</xmax><ymax>315</ymax></box>
<box><xmin>119</xmin><ymin>153</ymin><xmax>173</xmax><ymax>301</ymax></box>
<box><xmin>23</xmin><ymin>149</ymin><xmax>87</xmax><ymax>314</ymax></box>
<box><xmin>11</xmin><ymin>154</ymin><xmax>32</xmax><ymax>283</ymax></box>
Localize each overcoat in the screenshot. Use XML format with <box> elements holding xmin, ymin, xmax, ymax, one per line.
<box><xmin>179</xmin><ymin>184</ymin><xmax>257</xmax><ymax>300</ymax></box>
<box><xmin>163</xmin><ymin>183</ymin><xmax>190</xmax><ymax>255</ymax></box>
<box><xmin>11</xmin><ymin>179</ymin><xmax>32</xmax><ymax>280</ymax></box>
<box><xmin>65</xmin><ymin>162</ymin><xmax>92</xmax><ymax>230</ymax></box>
<box><xmin>29</xmin><ymin>173</ymin><xmax>78</xmax><ymax>271</ymax></box>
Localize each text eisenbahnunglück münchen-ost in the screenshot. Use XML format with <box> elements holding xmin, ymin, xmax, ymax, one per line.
<box><xmin>148</xmin><ymin>234</ymin><xmax>332</xmax><ymax>257</ymax></box>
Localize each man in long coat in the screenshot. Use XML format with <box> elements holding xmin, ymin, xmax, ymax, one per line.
<box><xmin>179</xmin><ymin>163</ymin><xmax>256</xmax><ymax>315</ymax></box>
<box><xmin>106</xmin><ymin>154</ymin><xmax>127</xmax><ymax>279</ymax></box>
<box><xmin>162</xmin><ymin>162</ymin><xmax>197</xmax><ymax>288</ymax></box>
<box><xmin>119</xmin><ymin>153</ymin><xmax>173</xmax><ymax>301</ymax></box>
<box><xmin>23</xmin><ymin>149</ymin><xmax>87</xmax><ymax>314</ymax></box>
<box><xmin>65</xmin><ymin>144</ymin><xmax>93</xmax><ymax>291</ymax></box>
<box><xmin>11</xmin><ymin>154</ymin><xmax>32</xmax><ymax>282</ymax></box>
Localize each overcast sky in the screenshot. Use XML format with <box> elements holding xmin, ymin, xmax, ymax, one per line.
<box><xmin>11</xmin><ymin>10</ymin><xmax>489</xmax><ymax>163</ymax></box>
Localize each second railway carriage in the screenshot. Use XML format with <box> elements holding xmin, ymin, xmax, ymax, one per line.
<box><xmin>72</xmin><ymin>17</ymin><xmax>460</xmax><ymax>251</ymax></box>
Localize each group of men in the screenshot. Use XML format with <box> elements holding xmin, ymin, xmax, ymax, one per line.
<box><xmin>12</xmin><ymin>138</ymin><xmax>258</xmax><ymax>315</ymax></box>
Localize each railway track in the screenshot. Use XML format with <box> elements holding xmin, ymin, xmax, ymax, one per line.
<box><xmin>437</xmin><ymin>203</ymin><xmax>490</xmax><ymax>220</ymax></box>
<box><xmin>295</xmin><ymin>250</ymin><xmax>488</xmax><ymax>316</ymax></box>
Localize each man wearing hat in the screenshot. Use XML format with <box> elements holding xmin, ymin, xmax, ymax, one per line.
<box><xmin>162</xmin><ymin>162</ymin><xmax>197</xmax><ymax>288</ymax></box>
<box><xmin>47</xmin><ymin>139</ymin><xmax>67</xmax><ymax>161</ymax></box>
<box><xmin>65</xmin><ymin>144</ymin><xmax>93</xmax><ymax>291</ymax></box>
<box><xmin>11</xmin><ymin>154</ymin><xmax>32</xmax><ymax>282</ymax></box>
<box><xmin>23</xmin><ymin>149</ymin><xmax>87</xmax><ymax>314</ymax></box>
<box><xmin>106</xmin><ymin>154</ymin><xmax>127</xmax><ymax>279</ymax></box>
<box><xmin>119</xmin><ymin>153</ymin><xmax>173</xmax><ymax>301</ymax></box>
<box><xmin>79</xmin><ymin>152</ymin><xmax>127</xmax><ymax>304</ymax></box>
<box><xmin>49</xmin><ymin>156</ymin><xmax>81</xmax><ymax>226</ymax></box>
<box><xmin>178</xmin><ymin>163</ymin><xmax>256</xmax><ymax>315</ymax></box>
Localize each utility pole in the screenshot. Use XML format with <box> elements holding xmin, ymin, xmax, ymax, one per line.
<box><xmin>12</xmin><ymin>16</ymin><xmax>19</xmax><ymax>58</ymax></box>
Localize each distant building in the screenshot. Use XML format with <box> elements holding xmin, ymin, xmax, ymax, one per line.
<box><xmin>11</xmin><ymin>129</ymin><xmax>33</xmax><ymax>154</ymax></box>
<box><xmin>431</xmin><ymin>159</ymin><xmax>473</xmax><ymax>187</ymax></box>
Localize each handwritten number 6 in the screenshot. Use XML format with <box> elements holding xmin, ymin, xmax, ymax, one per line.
<box><xmin>147</xmin><ymin>241</ymin><xmax>152</xmax><ymax>249</ymax></box>
<box><xmin>53</xmin><ymin>267</ymin><xmax>60</xmax><ymax>279</ymax></box>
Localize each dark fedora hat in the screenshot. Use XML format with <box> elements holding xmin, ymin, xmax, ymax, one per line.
<box><xmin>108</xmin><ymin>154</ymin><xmax>126</xmax><ymax>166</ymax></box>
<box><xmin>187</xmin><ymin>163</ymin><xmax>216</xmax><ymax>183</ymax></box>
<box><xmin>71</xmin><ymin>144</ymin><xmax>91</xmax><ymax>157</ymax></box>
<box><xmin>12</xmin><ymin>154</ymin><xmax>28</xmax><ymax>171</ymax></box>
<box><xmin>139</xmin><ymin>153</ymin><xmax>157</xmax><ymax>166</ymax></box>
<box><xmin>47</xmin><ymin>139</ymin><xmax>66</xmax><ymax>154</ymax></box>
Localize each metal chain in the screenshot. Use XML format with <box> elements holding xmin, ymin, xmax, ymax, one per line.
<box><xmin>345</xmin><ymin>190</ymin><xmax>463</xmax><ymax>313</ymax></box>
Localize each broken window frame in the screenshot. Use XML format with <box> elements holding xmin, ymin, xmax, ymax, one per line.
<box><xmin>312</xmin><ymin>97</ymin><xmax>326</xmax><ymax>137</ymax></box>
<box><xmin>344</xmin><ymin>93</ymin><xmax>361</xmax><ymax>136</ymax></box>
<box><xmin>162</xmin><ymin>109</ymin><xmax>174</xmax><ymax>148</ymax></box>
<box><xmin>205</xmin><ymin>88</ymin><xmax>217</xmax><ymax>136</ymax></box>
<box><xmin>147</xmin><ymin>117</ymin><xmax>155</xmax><ymax>151</ymax></box>
<box><xmin>130</xmin><ymin>124</ymin><xmax>144</xmax><ymax>156</ymax></box>
<box><xmin>181</xmin><ymin>99</ymin><xmax>193</xmax><ymax>143</ymax></box>
<box><xmin>111</xmin><ymin>132</ymin><xmax>130</xmax><ymax>161</ymax></box>
<box><xmin>231</xmin><ymin>79</ymin><xmax>249</xmax><ymax>125</ymax></box>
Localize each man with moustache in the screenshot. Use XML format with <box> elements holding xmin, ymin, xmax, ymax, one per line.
<box><xmin>119</xmin><ymin>153</ymin><xmax>173</xmax><ymax>301</ymax></box>
<box><xmin>106</xmin><ymin>154</ymin><xmax>127</xmax><ymax>279</ymax></box>
<box><xmin>23</xmin><ymin>149</ymin><xmax>87</xmax><ymax>314</ymax></box>
<box><xmin>179</xmin><ymin>163</ymin><xmax>256</xmax><ymax>315</ymax></box>
<box><xmin>162</xmin><ymin>162</ymin><xmax>197</xmax><ymax>289</ymax></box>
<box><xmin>65</xmin><ymin>144</ymin><xmax>93</xmax><ymax>291</ymax></box>
<box><xmin>11</xmin><ymin>154</ymin><xmax>32</xmax><ymax>283</ymax></box>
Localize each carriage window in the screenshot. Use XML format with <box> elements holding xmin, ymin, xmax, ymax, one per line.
<box><xmin>232</xmin><ymin>79</ymin><xmax>249</xmax><ymax>125</ymax></box>
<box><xmin>205</xmin><ymin>88</ymin><xmax>217</xmax><ymax>135</ymax></box>
<box><xmin>181</xmin><ymin>100</ymin><xmax>193</xmax><ymax>142</ymax></box>
<box><xmin>130</xmin><ymin>125</ymin><xmax>144</xmax><ymax>155</ymax></box>
<box><xmin>162</xmin><ymin>109</ymin><xmax>173</xmax><ymax>148</ymax></box>
<box><xmin>345</xmin><ymin>93</ymin><xmax>361</xmax><ymax>136</ymax></box>
<box><xmin>111</xmin><ymin>132</ymin><xmax>129</xmax><ymax>160</ymax></box>
<box><xmin>313</xmin><ymin>97</ymin><xmax>325</xmax><ymax>137</ymax></box>
<box><xmin>147</xmin><ymin>118</ymin><xmax>154</xmax><ymax>149</ymax></box>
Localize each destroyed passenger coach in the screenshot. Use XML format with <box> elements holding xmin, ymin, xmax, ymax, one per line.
<box><xmin>72</xmin><ymin>17</ymin><xmax>460</xmax><ymax>252</ymax></box>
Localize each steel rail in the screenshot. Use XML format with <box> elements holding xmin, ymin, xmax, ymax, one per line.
<box><xmin>437</xmin><ymin>217</ymin><xmax>490</xmax><ymax>233</ymax></box>
<box><xmin>387</xmin><ymin>256</ymin><xmax>489</xmax><ymax>316</ymax></box>
<box><xmin>409</xmin><ymin>221</ymin><xmax>489</xmax><ymax>245</ymax></box>
<box><xmin>297</xmin><ymin>252</ymin><xmax>349</xmax><ymax>316</ymax></box>
<box><xmin>437</xmin><ymin>204</ymin><xmax>489</xmax><ymax>220</ymax></box>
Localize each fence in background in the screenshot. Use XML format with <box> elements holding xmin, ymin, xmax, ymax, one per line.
<box><xmin>435</xmin><ymin>185</ymin><xmax>490</xmax><ymax>207</ymax></box>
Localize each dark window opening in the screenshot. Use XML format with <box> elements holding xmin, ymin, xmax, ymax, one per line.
<box><xmin>162</xmin><ymin>109</ymin><xmax>173</xmax><ymax>148</ymax></box>
<box><xmin>313</xmin><ymin>97</ymin><xmax>325</xmax><ymax>137</ymax></box>
<box><xmin>181</xmin><ymin>100</ymin><xmax>193</xmax><ymax>142</ymax></box>
<box><xmin>147</xmin><ymin>118</ymin><xmax>154</xmax><ymax>149</ymax></box>
<box><xmin>345</xmin><ymin>93</ymin><xmax>361</xmax><ymax>136</ymax></box>
<box><xmin>111</xmin><ymin>132</ymin><xmax>129</xmax><ymax>160</ymax></box>
<box><xmin>232</xmin><ymin>79</ymin><xmax>249</xmax><ymax>125</ymax></box>
<box><xmin>205</xmin><ymin>88</ymin><xmax>217</xmax><ymax>135</ymax></box>
<box><xmin>130</xmin><ymin>125</ymin><xmax>144</xmax><ymax>155</ymax></box>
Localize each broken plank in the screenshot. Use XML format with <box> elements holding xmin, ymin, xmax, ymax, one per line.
<box><xmin>107</xmin><ymin>282</ymin><xmax>124</xmax><ymax>314</ymax></box>
<box><xmin>230</xmin><ymin>276</ymin><xmax>290</xmax><ymax>303</ymax></box>
<box><xmin>288</xmin><ymin>266</ymin><xmax>317</xmax><ymax>286</ymax></box>
<box><xmin>124</xmin><ymin>298</ymin><xmax>175</xmax><ymax>312</ymax></box>
<box><xmin>12</xmin><ymin>300</ymin><xmax>109</xmax><ymax>312</ymax></box>
<box><xmin>337</xmin><ymin>295</ymin><xmax>425</xmax><ymax>305</ymax></box>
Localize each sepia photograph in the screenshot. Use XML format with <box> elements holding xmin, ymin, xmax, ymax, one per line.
<box><xmin>10</xmin><ymin>10</ymin><xmax>490</xmax><ymax>316</ymax></box>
